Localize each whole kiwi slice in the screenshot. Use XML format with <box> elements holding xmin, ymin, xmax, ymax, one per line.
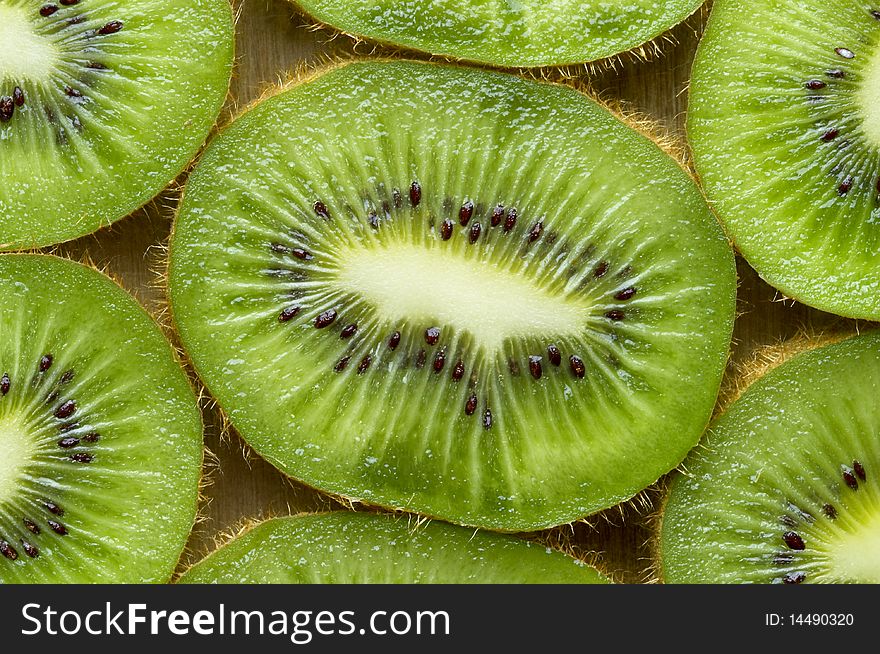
<box><xmin>660</xmin><ymin>332</ymin><xmax>880</xmax><ymax>584</ymax></box>
<box><xmin>291</xmin><ymin>0</ymin><xmax>704</xmax><ymax>68</ymax></box>
<box><xmin>0</xmin><ymin>254</ymin><xmax>202</xmax><ymax>583</ymax></box>
<box><xmin>178</xmin><ymin>512</ymin><xmax>608</xmax><ymax>583</ymax></box>
<box><xmin>689</xmin><ymin>0</ymin><xmax>880</xmax><ymax>319</ymax></box>
<box><xmin>168</xmin><ymin>60</ymin><xmax>736</xmax><ymax>532</ymax></box>
<box><xmin>0</xmin><ymin>0</ymin><xmax>234</xmax><ymax>250</ymax></box>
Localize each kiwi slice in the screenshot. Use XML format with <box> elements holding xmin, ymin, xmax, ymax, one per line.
<box><xmin>0</xmin><ymin>254</ymin><xmax>202</xmax><ymax>583</ymax></box>
<box><xmin>689</xmin><ymin>1</ymin><xmax>880</xmax><ymax>319</ymax></box>
<box><xmin>178</xmin><ymin>512</ymin><xmax>608</xmax><ymax>583</ymax></box>
<box><xmin>660</xmin><ymin>332</ymin><xmax>880</xmax><ymax>584</ymax></box>
<box><xmin>292</xmin><ymin>0</ymin><xmax>704</xmax><ymax>68</ymax></box>
<box><xmin>0</xmin><ymin>0</ymin><xmax>234</xmax><ymax>250</ymax></box>
<box><xmin>168</xmin><ymin>60</ymin><xmax>736</xmax><ymax>532</ymax></box>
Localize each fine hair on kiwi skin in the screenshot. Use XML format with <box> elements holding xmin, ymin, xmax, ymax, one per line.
<box><xmin>653</xmin><ymin>328</ymin><xmax>880</xmax><ymax>584</ymax></box>
<box><xmin>0</xmin><ymin>0</ymin><xmax>236</xmax><ymax>251</ymax></box>
<box><xmin>0</xmin><ymin>253</ymin><xmax>206</xmax><ymax>583</ymax></box>
<box><xmin>287</xmin><ymin>0</ymin><xmax>710</xmax><ymax>72</ymax></box>
<box><xmin>167</xmin><ymin>58</ymin><xmax>737</xmax><ymax>533</ymax></box>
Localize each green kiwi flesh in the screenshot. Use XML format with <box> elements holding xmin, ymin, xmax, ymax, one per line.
<box><xmin>168</xmin><ymin>60</ymin><xmax>736</xmax><ymax>532</ymax></box>
<box><xmin>0</xmin><ymin>0</ymin><xmax>234</xmax><ymax>250</ymax></box>
<box><xmin>0</xmin><ymin>254</ymin><xmax>202</xmax><ymax>583</ymax></box>
<box><xmin>293</xmin><ymin>0</ymin><xmax>704</xmax><ymax>68</ymax></box>
<box><xmin>661</xmin><ymin>332</ymin><xmax>880</xmax><ymax>584</ymax></box>
<box><xmin>178</xmin><ymin>512</ymin><xmax>608</xmax><ymax>584</ymax></box>
<box><xmin>689</xmin><ymin>0</ymin><xmax>880</xmax><ymax>319</ymax></box>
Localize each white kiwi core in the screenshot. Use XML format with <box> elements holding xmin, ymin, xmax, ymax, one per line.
<box><xmin>334</xmin><ymin>243</ymin><xmax>589</xmax><ymax>352</ymax></box>
<box><xmin>0</xmin><ymin>5</ymin><xmax>58</xmax><ymax>83</ymax></box>
<box><xmin>858</xmin><ymin>42</ymin><xmax>880</xmax><ymax>148</ymax></box>
<box><xmin>827</xmin><ymin>507</ymin><xmax>880</xmax><ymax>583</ymax></box>
<box><xmin>0</xmin><ymin>414</ymin><xmax>34</xmax><ymax>499</ymax></box>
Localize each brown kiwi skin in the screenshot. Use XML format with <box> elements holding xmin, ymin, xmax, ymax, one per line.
<box><xmin>162</xmin><ymin>56</ymin><xmax>725</xmax><ymax>544</ymax></box>
<box><xmin>645</xmin><ymin>326</ymin><xmax>867</xmax><ymax>583</ymax></box>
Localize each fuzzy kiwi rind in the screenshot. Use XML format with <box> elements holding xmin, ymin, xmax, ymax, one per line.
<box><xmin>688</xmin><ymin>0</ymin><xmax>880</xmax><ymax>319</ymax></box>
<box><xmin>177</xmin><ymin>511</ymin><xmax>609</xmax><ymax>584</ymax></box>
<box><xmin>0</xmin><ymin>253</ymin><xmax>203</xmax><ymax>583</ymax></box>
<box><xmin>658</xmin><ymin>331</ymin><xmax>880</xmax><ymax>584</ymax></box>
<box><xmin>0</xmin><ymin>0</ymin><xmax>235</xmax><ymax>251</ymax></box>
<box><xmin>167</xmin><ymin>58</ymin><xmax>736</xmax><ymax>533</ymax></box>
<box><xmin>290</xmin><ymin>0</ymin><xmax>706</xmax><ymax>69</ymax></box>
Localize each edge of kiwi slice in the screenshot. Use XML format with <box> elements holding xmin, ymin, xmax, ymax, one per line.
<box><xmin>289</xmin><ymin>0</ymin><xmax>706</xmax><ymax>69</ymax></box>
<box><xmin>0</xmin><ymin>0</ymin><xmax>235</xmax><ymax>250</ymax></box>
<box><xmin>657</xmin><ymin>330</ymin><xmax>880</xmax><ymax>584</ymax></box>
<box><xmin>167</xmin><ymin>58</ymin><xmax>737</xmax><ymax>532</ymax></box>
<box><xmin>0</xmin><ymin>253</ymin><xmax>204</xmax><ymax>583</ymax></box>
<box><xmin>178</xmin><ymin>511</ymin><xmax>610</xmax><ymax>584</ymax></box>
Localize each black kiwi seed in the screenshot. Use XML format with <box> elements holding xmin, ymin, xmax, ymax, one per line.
<box><xmin>483</xmin><ymin>407</ymin><xmax>493</xmax><ymax>430</ymax></box>
<box><xmin>838</xmin><ymin>176</ymin><xmax>854</xmax><ymax>196</ymax></box>
<box><xmin>433</xmin><ymin>349</ymin><xmax>446</xmax><ymax>373</ymax></box>
<box><xmin>314</xmin><ymin>201</ymin><xmax>330</xmax><ymax>219</ymax></box>
<box><xmin>45</xmin><ymin>390</ymin><xmax>59</xmax><ymax>405</ymax></box>
<box><xmin>60</xmin><ymin>0</ymin><xmax>80</xmax><ymax>5</ymax></box>
<box><xmin>47</xmin><ymin>520</ymin><xmax>68</xmax><ymax>536</ymax></box>
<box><xmin>415</xmin><ymin>350</ymin><xmax>427</xmax><ymax>369</ymax></box>
<box><xmin>58</xmin><ymin>437</ymin><xmax>80</xmax><ymax>448</ymax></box>
<box><xmin>70</xmin><ymin>453</ymin><xmax>94</xmax><ymax>464</ymax></box>
<box><xmin>569</xmin><ymin>355</ymin><xmax>586</xmax><ymax>379</ymax></box>
<box><xmin>504</xmin><ymin>208</ymin><xmax>517</xmax><ymax>232</ymax></box>
<box><xmin>783</xmin><ymin>571</ymin><xmax>807</xmax><ymax>584</ymax></box>
<box><xmin>805</xmin><ymin>80</ymin><xmax>826</xmax><ymax>90</ymax></box>
<box><xmin>314</xmin><ymin>310</ymin><xmax>337</xmax><ymax>328</ymax></box>
<box><xmin>0</xmin><ymin>97</ymin><xmax>13</xmax><ymax>123</ymax></box>
<box><xmin>465</xmin><ymin>394</ymin><xmax>478</xmax><ymax>416</ymax></box>
<box><xmin>606</xmin><ymin>310</ymin><xmax>625</xmax><ymax>321</ymax></box>
<box><xmin>547</xmin><ymin>345</ymin><xmax>562</xmax><ymax>366</ymax></box>
<box><xmin>13</xmin><ymin>87</ymin><xmax>24</xmax><ymax>107</ymax></box>
<box><xmin>491</xmin><ymin>205</ymin><xmax>504</xmax><ymax>227</ymax></box>
<box><xmin>593</xmin><ymin>261</ymin><xmax>609</xmax><ymax>278</ymax></box>
<box><xmin>357</xmin><ymin>356</ymin><xmax>371</xmax><ymax>374</ymax></box>
<box><xmin>0</xmin><ymin>373</ymin><xmax>9</xmax><ymax>395</ymax></box>
<box><xmin>340</xmin><ymin>323</ymin><xmax>358</xmax><ymax>339</ymax></box>
<box><xmin>23</xmin><ymin>519</ymin><xmax>40</xmax><ymax>534</ymax></box>
<box><xmin>872</xmin><ymin>9</ymin><xmax>880</xmax><ymax>19</ymax></box>
<box><xmin>279</xmin><ymin>305</ymin><xmax>301</xmax><ymax>322</ymax></box>
<box><xmin>826</xmin><ymin>69</ymin><xmax>846</xmax><ymax>78</ymax></box>
<box><xmin>60</xmin><ymin>370</ymin><xmax>74</xmax><ymax>384</ymax></box>
<box><xmin>452</xmin><ymin>360</ymin><xmax>465</xmax><ymax>381</ymax></box>
<box><xmin>782</xmin><ymin>531</ymin><xmax>805</xmax><ymax>550</ymax></box>
<box><xmin>40</xmin><ymin>4</ymin><xmax>59</xmax><ymax>16</ymax></box>
<box><xmin>388</xmin><ymin>331</ymin><xmax>401</xmax><ymax>350</ymax></box>
<box><xmin>409</xmin><ymin>181</ymin><xmax>421</xmax><ymax>207</ymax></box>
<box><xmin>835</xmin><ymin>47</ymin><xmax>855</xmax><ymax>59</ymax></box>
<box><xmin>39</xmin><ymin>354</ymin><xmax>53</xmax><ymax>372</ymax></box>
<box><xmin>425</xmin><ymin>327</ymin><xmax>440</xmax><ymax>345</ymax></box>
<box><xmin>440</xmin><ymin>219</ymin><xmax>453</xmax><ymax>240</ymax></box>
<box><xmin>98</xmin><ymin>21</ymin><xmax>124</xmax><ymax>36</ymax></box>
<box><xmin>853</xmin><ymin>460</ymin><xmax>866</xmax><ymax>481</ymax></box>
<box><xmin>54</xmin><ymin>400</ymin><xmax>76</xmax><ymax>419</ymax></box>
<box><xmin>391</xmin><ymin>188</ymin><xmax>402</xmax><ymax>208</ymax></box>
<box><xmin>291</xmin><ymin>248</ymin><xmax>312</xmax><ymax>260</ymax></box>
<box><xmin>614</xmin><ymin>287</ymin><xmax>637</xmax><ymax>301</ymax></box>
<box><xmin>528</xmin><ymin>356</ymin><xmax>542</xmax><ymax>380</ymax></box>
<box><xmin>334</xmin><ymin>356</ymin><xmax>351</xmax><ymax>372</ymax></box>
<box><xmin>469</xmin><ymin>222</ymin><xmax>482</xmax><ymax>243</ymax></box>
<box><xmin>87</xmin><ymin>61</ymin><xmax>108</xmax><ymax>70</ymax></box>
<box><xmin>20</xmin><ymin>541</ymin><xmax>39</xmax><ymax>559</ymax></box>
<box><xmin>780</xmin><ymin>514</ymin><xmax>797</xmax><ymax>528</ymax></box>
<box><xmin>459</xmin><ymin>201</ymin><xmax>473</xmax><ymax>226</ymax></box>
<box><xmin>42</xmin><ymin>500</ymin><xmax>63</xmax><ymax>516</ymax></box>
<box><xmin>368</xmin><ymin>210</ymin><xmax>379</xmax><ymax>229</ymax></box>
<box><xmin>527</xmin><ymin>221</ymin><xmax>544</xmax><ymax>243</ymax></box>
<box><xmin>82</xmin><ymin>432</ymin><xmax>100</xmax><ymax>443</ymax></box>
<box><xmin>0</xmin><ymin>542</ymin><xmax>19</xmax><ymax>561</ymax></box>
<box><xmin>842</xmin><ymin>466</ymin><xmax>859</xmax><ymax>490</ymax></box>
<box><xmin>65</xmin><ymin>86</ymin><xmax>83</xmax><ymax>98</ymax></box>
<box><xmin>822</xmin><ymin>128</ymin><xmax>840</xmax><ymax>142</ymax></box>
<box><xmin>822</xmin><ymin>503</ymin><xmax>838</xmax><ymax>520</ymax></box>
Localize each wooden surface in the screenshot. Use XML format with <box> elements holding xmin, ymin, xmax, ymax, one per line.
<box><xmin>60</xmin><ymin>0</ymin><xmax>855</xmax><ymax>583</ymax></box>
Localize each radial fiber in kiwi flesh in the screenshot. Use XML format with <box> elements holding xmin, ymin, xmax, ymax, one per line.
<box><xmin>292</xmin><ymin>0</ymin><xmax>704</xmax><ymax>68</ymax></box>
<box><xmin>0</xmin><ymin>0</ymin><xmax>233</xmax><ymax>250</ymax></box>
<box><xmin>0</xmin><ymin>254</ymin><xmax>202</xmax><ymax>583</ymax></box>
<box><xmin>661</xmin><ymin>332</ymin><xmax>880</xmax><ymax>584</ymax></box>
<box><xmin>169</xmin><ymin>60</ymin><xmax>736</xmax><ymax>532</ymax></box>
<box><xmin>689</xmin><ymin>0</ymin><xmax>880</xmax><ymax>319</ymax></box>
<box><xmin>179</xmin><ymin>512</ymin><xmax>608</xmax><ymax>584</ymax></box>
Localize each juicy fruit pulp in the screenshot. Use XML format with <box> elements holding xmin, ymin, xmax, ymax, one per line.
<box><xmin>178</xmin><ymin>512</ymin><xmax>608</xmax><ymax>583</ymax></box>
<box><xmin>293</xmin><ymin>0</ymin><xmax>704</xmax><ymax>68</ymax></box>
<box><xmin>0</xmin><ymin>0</ymin><xmax>234</xmax><ymax>250</ymax></box>
<box><xmin>661</xmin><ymin>332</ymin><xmax>880</xmax><ymax>584</ymax></box>
<box><xmin>169</xmin><ymin>61</ymin><xmax>736</xmax><ymax>531</ymax></box>
<box><xmin>0</xmin><ymin>255</ymin><xmax>202</xmax><ymax>583</ymax></box>
<box><xmin>689</xmin><ymin>0</ymin><xmax>880</xmax><ymax>319</ymax></box>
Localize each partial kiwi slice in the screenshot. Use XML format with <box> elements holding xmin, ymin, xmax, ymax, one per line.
<box><xmin>0</xmin><ymin>254</ymin><xmax>202</xmax><ymax>583</ymax></box>
<box><xmin>0</xmin><ymin>0</ymin><xmax>234</xmax><ymax>250</ymax></box>
<box><xmin>689</xmin><ymin>1</ymin><xmax>880</xmax><ymax>319</ymax></box>
<box><xmin>168</xmin><ymin>60</ymin><xmax>736</xmax><ymax>532</ymax></box>
<box><xmin>292</xmin><ymin>0</ymin><xmax>704</xmax><ymax>68</ymax></box>
<box><xmin>178</xmin><ymin>512</ymin><xmax>608</xmax><ymax>584</ymax></box>
<box><xmin>660</xmin><ymin>332</ymin><xmax>880</xmax><ymax>584</ymax></box>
